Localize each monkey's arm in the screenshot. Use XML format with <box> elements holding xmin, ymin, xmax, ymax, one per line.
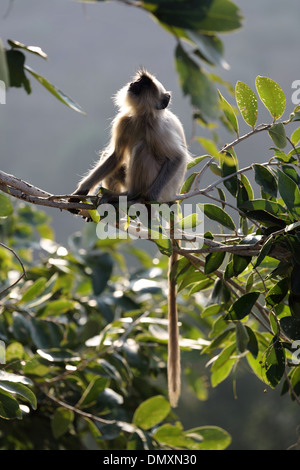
<box><xmin>145</xmin><ymin>156</ymin><xmax>183</xmax><ymax>202</ymax></box>
<box><xmin>72</xmin><ymin>151</ymin><xmax>121</xmax><ymax>196</ymax></box>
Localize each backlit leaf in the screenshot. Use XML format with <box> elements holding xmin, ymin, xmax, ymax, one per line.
<box><xmin>25</xmin><ymin>65</ymin><xmax>86</xmax><ymax>115</ymax></box>
<box><xmin>235</xmin><ymin>81</ymin><xmax>257</xmax><ymax>127</ymax></box>
<box><xmin>200</xmin><ymin>203</ymin><xmax>235</xmax><ymax>231</ymax></box>
<box><xmin>175</xmin><ymin>44</ymin><xmax>219</xmax><ymax>119</ymax></box>
<box><xmin>255</xmin><ymin>76</ymin><xmax>286</xmax><ymax>120</ymax></box>
<box><xmin>218</xmin><ymin>89</ymin><xmax>239</xmax><ymax>134</ymax></box>
<box><xmin>277</xmin><ymin>169</ymin><xmax>300</xmax><ymax>219</ymax></box>
<box><xmin>133</xmin><ymin>395</ymin><xmax>170</xmax><ymax>430</ymax></box>
<box><xmin>268</xmin><ymin>123</ymin><xmax>287</xmax><ymax>149</ymax></box>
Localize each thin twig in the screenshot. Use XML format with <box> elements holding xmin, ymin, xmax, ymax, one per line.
<box><xmin>0</xmin><ymin>242</ymin><xmax>26</xmax><ymax>296</ymax></box>
<box><xmin>284</xmin><ymin>370</ymin><xmax>300</xmax><ymax>406</ymax></box>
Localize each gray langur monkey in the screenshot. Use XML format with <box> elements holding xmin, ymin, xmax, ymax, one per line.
<box><xmin>70</xmin><ymin>69</ymin><xmax>190</xmax><ymax>407</ymax></box>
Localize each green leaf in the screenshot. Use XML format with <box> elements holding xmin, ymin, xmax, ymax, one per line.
<box><xmin>232</xmin><ymin>254</ymin><xmax>251</xmax><ymax>276</ymax></box>
<box><xmin>211</xmin><ymin>343</ymin><xmax>236</xmax><ymax>387</ymax></box>
<box><xmin>236</xmin><ymin>322</ymin><xmax>249</xmax><ymax>353</ymax></box>
<box><xmin>188</xmin><ymin>32</ymin><xmax>229</xmax><ymax>69</ymax></box>
<box><xmin>280</xmin><ymin>316</ymin><xmax>300</xmax><ymax>340</ymax></box>
<box><xmin>7</xmin><ymin>39</ymin><xmax>48</xmax><ymax>60</ymax></box>
<box><xmin>253</xmin><ymin>164</ymin><xmax>277</xmax><ymax>197</ymax></box>
<box><xmin>0</xmin><ymin>370</ymin><xmax>32</xmax><ymax>386</ymax></box>
<box><xmin>202</xmin><ymin>303</ymin><xmax>224</xmax><ymax>317</ymax></box>
<box><xmin>0</xmin><ymin>38</ymin><xmax>9</xmax><ymax>87</ymax></box>
<box><xmin>175</xmin><ymin>44</ymin><xmax>219</xmax><ymax>119</ymax></box>
<box><xmin>6</xmin><ymin>49</ymin><xmax>31</xmax><ymax>93</ymax></box>
<box><xmin>24</xmin><ymin>65</ymin><xmax>86</xmax><ymax>115</ymax></box>
<box><xmin>37</xmin><ymin>348</ymin><xmax>80</xmax><ymax>362</ymax></box>
<box><xmin>184</xmin><ymin>425</ymin><xmax>231</xmax><ymax>450</ymax></box>
<box><xmin>277</xmin><ymin>169</ymin><xmax>300</xmax><ymax>219</ymax></box>
<box><xmin>268</xmin><ymin>123</ymin><xmax>287</xmax><ymax>149</ymax></box>
<box><xmin>265</xmin><ymin>337</ymin><xmax>285</xmax><ymax>388</ymax></box>
<box><xmin>255</xmin><ymin>76</ymin><xmax>286</xmax><ymax>120</ymax></box>
<box><xmin>282</xmin><ymin>165</ymin><xmax>300</xmax><ymax>185</ymax></box>
<box><xmin>205</xmin><ymin>251</ymin><xmax>225</xmax><ymax>275</ymax></box>
<box><xmin>42</xmin><ymin>299</ymin><xmax>75</xmax><ymax>317</ymax></box>
<box><xmin>0</xmin><ymin>194</ymin><xmax>13</xmax><ymax>216</ymax></box>
<box><xmin>266</xmin><ymin>278</ymin><xmax>289</xmax><ymax>307</ymax></box>
<box><xmin>197</xmin><ymin>137</ymin><xmax>220</xmax><ymax>159</ymax></box>
<box><xmin>154</xmin><ymin>423</ymin><xmax>231</xmax><ymax>450</ymax></box>
<box><xmin>240</xmin><ymin>173</ymin><xmax>254</xmax><ymax>200</ymax></box>
<box><xmin>235</xmin><ymin>81</ymin><xmax>257</xmax><ymax>127</ymax></box>
<box><xmin>88</xmin><ymin>252</ymin><xmax>114</xmax><ymax>296</ymax></box>
<box><xmin>200</xmin><ymin>203</ymin><xmax>235</xmax><ymax>231</ymax></box>
<box><xmin>0</xmin><ymin>388</ymin><xmax>21</xmax><ymax>420</ymax></box>
<box><xmin>23</xmin><ymin>357</ymin><xmax>50</xmax><ymax>377</ymax></box>
<box><xmin>132</xmin><ymin>395</ymin><xmax>170</xmax><ymax>430</ymax></box>
<box><xmin>220</xmin><ymin>150</ymin><xmax>238</xmax><ymax>197</ymax></box>
<box><xmin>153</xmin><ymin>423</ymin><xmax>193</xmax><ymax>449</ymax></box>
<box><xmin>145</xmin><ymin>0</ymin><xmax>213</xmax><ymax>30</ymax></box>
<box><xmin>152</xmin><ymin>234</ymin><xmax>173</xmax><ymax>256</ymax></box>
<box><xmin>211</xmin><ymin>278</ymin><xmax>231</xmax><ymax>304</ymax></box>
<box><xmin>180</xmin><ymin>172</ymin><xmax>198</xmax><ymax>193</ymax></box>
<box><xmin>77</xmin><ymin>377</ymin><xmax>108</xmax><ymax>408</ymax></box>
<box><xmin>194</xmin><ymin>0</ymin><xmax>242</xmax><ymax>32</ymax></box>
<box><xmin>218</xmin><ymin>90</ymin><xmax>239</xmax><ymax>134</ymax></box>
<box><xmin>290</xmin><ymin>127</ymin><xmax>300</xmax><ymax>146</ymax></box>
<box><xmin>180</xmin><ymin>213</ymin><xmax>203</xmax><ymax>230</ymax></box>
<box><xmin>20</xmin><ymin>277</ymin><xmax>47</xmax><ymax>304</ymax></box>
<box><xmin>51</xmin><ymin>407</ymin><xmax>74</xmax><ymax>439</ymax></box>
<box><xmin>0</xmin><ymin>381</ymin><xmax>37</xmax><ymax>410</ymax></box>
<box><xmin>226</xmin><ymin>291</ymin><xmax>260</xmax><ymax>321</ymax></box>
<box><xmin>244</xmin><ymin>326</ymin><xmax>259</xmax><ymax>358</ymax></box>
<box><xmin>186</xmin><ymin>154</ymin><xmax>210</xmax><ymax>169</ymax></box>
<box><xmin>6</xmin><ymin>342</ymin><xmax>24</xmax><ymax>362</ymax></box>
<box><xmin>289</xmin><ymin>293</ymin><xmax>300</xmax><ymax>319</ymax></box>
<box><xmin>239</xmin><ymin>199</ymin><xmax>285</xmax><ymax>216</ymax></box>
<box><xmin>209</xmin><ymin>162</ymin><xmax>222</xmax><ymax>176</ymax></box>
<box><xmin>244</xmin><ymin>209</ymin><xmax>285</xmax><ymax>228</ymax></box>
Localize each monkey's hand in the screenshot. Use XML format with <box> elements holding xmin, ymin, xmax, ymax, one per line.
<box><xmin>100</xmin><ymin>191</ymin><xmax>143</xmax><ymax>207</ymax></box>
<box><xmin>68</xmin><ymin>189</ymin><xmax>91</xmax><ymax>217</ymax></box>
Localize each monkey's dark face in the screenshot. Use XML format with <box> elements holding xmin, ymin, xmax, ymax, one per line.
<box><xmin>128</xmin><ymin>74</ymin><xmax>154</xmax><ymax>96</ymax></box>
<box><xmin>127</xmin><ymin>71</ymin><xmax>171</xmax><ymax>113</ymax></box>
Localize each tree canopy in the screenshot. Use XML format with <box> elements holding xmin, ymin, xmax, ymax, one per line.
<box><xmin>0</xmin><ymin>0</ymin><xmax>300</xmax><ymax>451</ymax></box>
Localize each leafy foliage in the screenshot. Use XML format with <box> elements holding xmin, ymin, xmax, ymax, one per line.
<box><xmin>1</xmin><ymin>76</ymin><xmax>300</xmax><ymax>450</ymax></box>
<box><xmin>1</xmin><ymin>0</ymin><xmax>300</xmax><ymax>452</ymax></box>
<box><xmin>0</xmin><ymin>204</ymin><xmax>229</xmax><ymax>449</ymax></box>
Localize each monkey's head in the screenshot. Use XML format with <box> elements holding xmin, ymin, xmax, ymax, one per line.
<box><xmin>116</xmin><ymin>69</ymin><xmax>171</xmax><ymax>115</ymax></box>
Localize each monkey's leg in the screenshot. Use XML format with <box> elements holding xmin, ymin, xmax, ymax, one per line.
<box><xmin>73</xmin><ymin>151</ymin><xmax>122</xmax><ymax>196</ymax></box>
<box><xmin>145</xmin><ymin>157</ymin><xmax>182</xmax><ymax>202</ymax></box>
<box><xmin>68</xmin><ymin>152</ymin><xmax>123</xmax><ymax>215</ymax></box>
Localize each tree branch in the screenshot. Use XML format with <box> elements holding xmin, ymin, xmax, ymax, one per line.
<box><xmin>0</xmin><ymin>170</ymin><xmax>95</xmax><ymax>212</ymax></box>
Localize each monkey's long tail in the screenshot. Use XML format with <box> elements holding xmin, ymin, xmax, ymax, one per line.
<box><xmin>168</xmin><ymin>243</ymin><xmax>181</xmax><ymax>408</ymax></box>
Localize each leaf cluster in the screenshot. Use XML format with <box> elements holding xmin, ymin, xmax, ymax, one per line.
<box><xmin>174</xmin><ymin>76</ymin><xmax>300</xmax><ymax>402</ymax></box>
<box><xmin>0</xmin><ymin>205</ymin><xmax>229</xmax><ymax>449</ymax></box>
